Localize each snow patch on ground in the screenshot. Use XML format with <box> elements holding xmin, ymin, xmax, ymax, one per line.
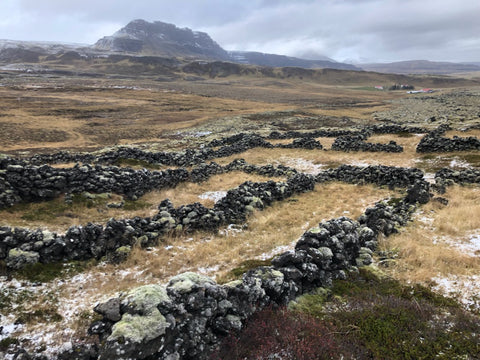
<box><xmin>198</xmin><ymin>191</ymin><xmax>227</xmax><ymax>203</ymax></box>
<box><xmin>424</xmin><ymin>172</ymin><xmax>436</xmax><ymax>184</ymax></box>
<box><xmin>449</xmin><ymin>158</ymin><xmax>471</xmax><ymax>169</ymax></box>
<box><xmin>279</xmin><ymin>158</ymin><xmax>325</xmax><ymax>174</ymax></box>
<box><xmin>219</xmin><ymin>224</ymin><xmax>246</xmax><ymax>237</ymax></box>
<box><xmin>432</xmin><ymin>274</ymin><xmax>480</xmax><ymax>311</ymax></box>
<box><xmin>257</xmin><ymin>239</ymin><xmax>298</xmax><ymax>261</ymax></box>
<box><xmin>439</xmin><ymin>233</ymin><xmax>480</xmax><ymax>256</ymax></box>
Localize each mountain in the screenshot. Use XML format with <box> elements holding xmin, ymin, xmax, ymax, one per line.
<box><xmin>93</xmin><ymin>19</ymin><xmax>229</xmax><ymax>60</ymax></box>
<box><xmin>228</xmin><ymin>51</ymin><xmax>359</xmax><ymax>70</ymax></box>
<box><xmin>93</xmin><ymin>19</ymin><xmax>356</xmax><ymax>70</ymax></box>
<box><xmin>361</xmin><ymin>60</ymin><xmax>480</xmax><ymax>75</ymax></box>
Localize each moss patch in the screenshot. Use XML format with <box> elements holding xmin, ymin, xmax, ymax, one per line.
<box><xmin>15</xmin><ymin>260</ymin><xmax>95</xmax><ymax>283</ymax></box>
<box><xmin>289</xmin><ymin>267</ymin><xmax>480</xmax><ymax>359</ymax></box>
<box><xmin>217</xmin><ymin>259</ymin><xmax>272</xmax><ymax>284</ymax></box>
<box><xmin>15</xmin><ymin>307</ymin><xmax>63</xmax><ymax>325</ymax></box>
<box><xmin>114</xmin><ymin>157</ymin><xmax>163</xmax><ymax>170</ymax></box>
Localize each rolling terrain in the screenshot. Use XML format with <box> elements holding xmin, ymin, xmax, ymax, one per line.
<box><xmin>1</xmin><ymin>55</ymin><xmax>480</xmax><ymax>359</ymax></box>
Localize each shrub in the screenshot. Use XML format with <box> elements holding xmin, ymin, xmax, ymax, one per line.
<box><xmin>212</xmin><ymin>306</ymin><xmax>341</xmax><ymax>360</ymax></box>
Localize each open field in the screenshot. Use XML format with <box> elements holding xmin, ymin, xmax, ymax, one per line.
<box><xmin>1</xmin><ymin>67</ymin><xmax>480</xmax><ymax>358</ymax></box>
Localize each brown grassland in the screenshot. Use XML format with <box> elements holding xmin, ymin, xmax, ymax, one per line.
<box><xmin>1</xmin><ymin>66</ymin><xmax>480</xmax><ymax>353</ymax></box>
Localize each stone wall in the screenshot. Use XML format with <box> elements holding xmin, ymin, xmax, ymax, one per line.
<box><xmin>331</xmin><ymin>135</ymin><xmax>403</xmax><ymax>152</ymax></box>
<box><xmin>5</xmin><ymin>125</ymin><xmax>427</xmax><ymax>169</ymax></box>
<box><xmin>416</xmin><ymin>124</ymin><xmax>480</xmax><ymax>152</ymax></box>
<box><xmin>0</xmin><ymin>165</ymin><xmax>423</xmax><ymax>270</ymax></box>
<box><xmin>88</xmin><ymin>181</ymin><xmax>427</xmax><ymax>360</ymax></box>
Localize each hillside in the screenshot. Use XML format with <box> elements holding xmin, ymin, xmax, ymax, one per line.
<box><xmin>361</xmin><ymin>60</ymin><xmax>480</xmax><ymax>75</ymax></box>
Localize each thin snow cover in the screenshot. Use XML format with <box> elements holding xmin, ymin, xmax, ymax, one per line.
<box><xmin>108</xmin><ymin>85</ymin><xmax>150</xmax><ymax>91</ymax></box>
<box><xmin>449</xmin><ymin>158</ymin><xmax>471</xmax><ymax>169</ymax></box>
<box><xmin>413</xmin><ymin>209</ymin><xmax>435</xmax><ymax>228</ymax></box>
<box><xmin>279</xmin><ymin>157</ymin><xmax>325</xmax><ymax>174</ymax></box>
<box><xmin>432</xmin><ymin>274</ymin><xmax>480</xmax><ymax>311</ymax></box>
<box><xmin>448</xmin><ymin>233</ymin><xmax>480</xmax><ymax>256</ymax></box>
<box><xmin>257</xmin><ymin>239</ymin><xmax>298</xmax><ymax>260</ymax></box>
<box><xmin>433</xmin><ymin>232</ymin><xmax>480</xmax><ymax>257</ymax></box>
<box><xmin>199</xmin><ymin>191</ymin><xmax>227</xmax><ymax>203</ymax></box>
<box><xmin>197</xmin><ymin>265</ymin><xmax>220</xmax><ymax>277</ymax></box>
<box><xmin>423</xmin><ymin>172</ymin><xmax>436</xmax><ymax>184</ymax></box>
<box><xmin>176</xmin><ymin>130</ymin><xmax>212</xmax><ymax>138</ymax></box>
<box><xmin>348</xmin><ymin>160</ymin><xmax>374</xmax><ymax>167</ymax></box>
<box><xmin>0</xmin><ymin>320</ymin><xmax>24</xmax><ymax>341</ymax></box>
<box><xmin>219</xmin><ymin>224</ymin><xmax>245</xmax><ymax>237</ymax></box>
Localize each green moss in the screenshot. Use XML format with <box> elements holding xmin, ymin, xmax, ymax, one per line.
<box><xmin>15</xmin><ymin>307</ymin><xmax>63</xmax><ymax>324</ymax></box>
<box><xmin>15</xmin><ymin>260</ymin><xmax>95</xmax><ymax>283</ymax></box>
<box><xmin>0</xmin><ymin>287</ymin><xmax>35</xmax><ymax>312</ymax></box>
<box><xmin>396</xmin><ymin>131</ymin><xmax>415</xmax><ymax>138</ymax></box>
<box><xmin>19</xmin><ymin>200</ymin><xmax>71</xmax><ymax>221</ymax></box>
<box><xmin>123</xmin><ymin>199</ymin><xmax>152</xmax><ymax>211</ymax></box>
<box><xmin>289</xmin><ymin>287</ymin><xmax>332</xmax><ymax>315</ymax></box>
<box><xmin>217</xmin><ymin>259</ymin><xmax>272</xmax><ymax>284</ymax></box>
<box><xmin>331</xmin><ymin>267</ymin><xmax>459</xmax><ymax>307</ymax></box>
<box><xmin>114</xmin><ymin>158</ymin><xmax>163</xmax><ymax>170</ymax></box>
<box><xmin>0</xmin><ymin>337</ymin><xmax>19</xmax><ymax>351</ymax></box>
<box><xmin>386</xmin><ymin>197</ymin><xmax>404</xmax><ymax>207</ymax></box>
<box><xmin>109</xmin><ymin>311</ymin><xmax>168</xmax><ymax>344</ymax></box>
<box><xmin>121</xmin><ymin>284</ymin><xmax>171</xmax><ymax>314</ymax></box>
<box><xmin>169</xmin><ymin>272</ymin><xmax>216</xmax><ymax>293</ymax></box>
<box><xmin>289</xmin><ymin>266</ymin><xmax>479</xmax><ymax>359</ymax></box>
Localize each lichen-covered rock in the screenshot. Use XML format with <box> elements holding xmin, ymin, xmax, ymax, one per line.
<box><xmin>6</xmin><ymin>248</ymin><xmax>40</xmax><ymax>269</ymax></box>
<box><xmin>99</xmin><ymin>284</ymin><xmax>173</xmax><ymax>360</ymax></box>
<box><xmin>356</xmin><ymin>247</ymin><xmax>374</xmax><ymax>267</ymax></box>
<box><xmin>168</xmin><ymin>272</ymin><xmax>216</xmax><ymax>294</ymax></box>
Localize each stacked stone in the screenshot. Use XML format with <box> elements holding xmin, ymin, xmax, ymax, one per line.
<box><xmin>0</xmin><ymin>175</ymin><xmax>315</xmax><ymax>269</ymax></box>
<box><xmin>277</xmin><ymin>137</ymin><xmax>323</xmax><ymax>150</ymax></box>
<box><xmin>416</xmin><ymin>124</ymin><xmax>480</xmax><ymax>152</ymax></box>
<box><xmin>87</xmin><ymin>178</ymin><xmax>433</xmax><ymax>360</ymax></box>
<box><xmin>90</xmin><ymin>216</ymin><xmax>377</xmax><ymax>360</ymax></box>
<box><xmin>368</xmin><ymin>124</ymin><xmax>427</xmax><ymax>134</ymax></box>
<box><xmin>0</xmin><ymin>162</ymin><xmax>190</xmax><ymax>209</ymax></box>
<box><xmin>332</xmin><ymin>135</ymin><xmax>403</xmax><ymax>152</ymax></box>
<box><xmin>267</xmin><ymin>129</ymin><xmax>359</xmax><ymax>140</ymax></box>
<box><xmin>316</xmin><ymin>164</ymin><xmax>424</xmax><ymax>188</ymax></box>
<box><xmin>435</xmin><ymin>168</ymin><xmax>480</xmax><ymax>192</ymax></box>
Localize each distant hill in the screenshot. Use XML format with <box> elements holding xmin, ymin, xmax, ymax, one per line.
<box><xmin>361</xmin><ymin>60</ymin><xmax>480</xmax><ymax>75</ymax></box>
<box><xmin>228</xmin><ymin>51</ymin><xmax>359</xmax><ymax>70</ymax></box>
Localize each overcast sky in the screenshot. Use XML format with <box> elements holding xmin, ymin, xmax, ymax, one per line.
<box><xmin>0</xmin><ymin>0</ymin><xmax>479</xmax><ymax>63</ymax></box>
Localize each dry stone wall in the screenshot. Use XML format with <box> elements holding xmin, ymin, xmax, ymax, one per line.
<box><xmin>416</xmin><ymin>124</ymin><xmax>480</xmax><ymax>152</ymax></box>
<box><xmin>0</xmin><ymin>164</ymin><xmax>424</xmax><ymax>270</ymax></box>
<box><xmin>332</xmin><ymin>135</ymin><xmax>403</xmax><ymax>152</ymax></box>
<box><xmin>87</xmin><ymin>181</ymin><xmax>427</xmax><ymax>360</ymax></box>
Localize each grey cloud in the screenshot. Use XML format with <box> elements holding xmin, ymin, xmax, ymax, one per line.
<box><xmin>1</xmin><ymin>0</ymin><xmax>479</xmax><ymax>62</ymax></box>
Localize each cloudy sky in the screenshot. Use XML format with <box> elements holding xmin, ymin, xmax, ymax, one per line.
<box><xmin>0</xmin><ymin>0</ymin><xmax>479</xmax><ymax>63</ymax></box>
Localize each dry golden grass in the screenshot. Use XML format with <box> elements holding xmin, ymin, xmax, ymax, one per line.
<box><xmin>445</xmin><ymin>129</ymin><xmax>480</xmax><ymax>138</ymax></box>
<box><xmin>153</xmin><ymin>171</ymin><xmax>284</xmax><ymax>208</ymax></box>
<box><xmin>380</xmin><ymin>185</ymin><xmax>480</xmax><ymax>284</ymax></box>
<box><xmin>93</xmin><ymin>182</ymin><xmax>398</xmax><ymax>288</ymax></box>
